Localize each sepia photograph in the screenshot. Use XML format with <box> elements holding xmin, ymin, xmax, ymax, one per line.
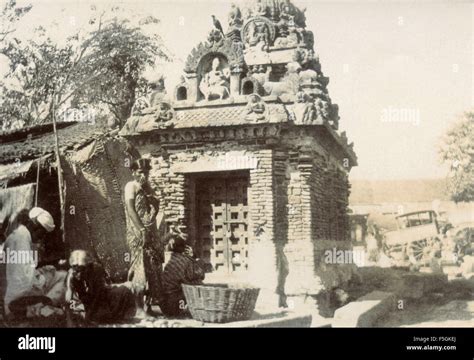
<box><xmin>0</xmin><ymin>0</ymin><xmax>472</xmax><ymax>355</ymax></box>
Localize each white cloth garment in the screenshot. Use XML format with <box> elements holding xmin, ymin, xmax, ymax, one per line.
<box><xmin>29</xmin><ymin>207</ymin><xmax>55</xmax><ymax>233</ymax></box>
<box><xmin>3</xmin><ymin>225</ymin><xmax>37</xmax><ymax>312</ymax></box>
<box><xmin>3</xmin><ymin>224</ymin><xmax>67</xmax><ymax>316</ymax></box>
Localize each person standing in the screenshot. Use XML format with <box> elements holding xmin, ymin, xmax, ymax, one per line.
<box><xmin>124</xmin><ymin>158</ymin><xmax>164</xmax><ymax>316</ymax></box>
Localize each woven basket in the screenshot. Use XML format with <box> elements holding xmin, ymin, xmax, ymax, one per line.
<box><xmin>182</xmin><ymin>283</ymin><xmax>260</xmax><ymax>323</ymax></box>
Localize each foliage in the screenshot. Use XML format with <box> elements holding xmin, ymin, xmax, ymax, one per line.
<box><xmin>0</xmin><ymin>5</ymin><xmax>170</xmax><ymax>129</ymax></box>
<box><xmin>439</xmin><ymin>113</ymin><xmax>474</xmax><ymax>202</ymax></box>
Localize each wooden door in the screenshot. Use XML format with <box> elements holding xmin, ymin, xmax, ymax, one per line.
<box><xmin>196</xmin><ymin>174</ymin><xmax>249</xmax><ymax>274</ymax></box>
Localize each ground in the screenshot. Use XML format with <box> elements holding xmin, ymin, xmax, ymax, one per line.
<box><xmin>1</xmin><ymin>267</ymin><xmax>472</xmax><ymax>328</ymax></box>
<box><xmin>376</xmin><ymin>278</ymin><xmax>473</xmax><ymax>327</ymax></box>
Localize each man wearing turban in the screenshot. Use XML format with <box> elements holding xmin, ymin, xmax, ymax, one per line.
<box><xmin>3</xmin><ymin>207</ymin><xmax>67</xmax><ymax>319</ymax></box>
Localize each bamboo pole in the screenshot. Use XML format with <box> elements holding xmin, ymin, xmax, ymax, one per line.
<box><xmin>52</xmin><ymin>94</ymin><xmax>66</xmax><ymax>242</ymax></box>
<box><xmin>35</xmin><ymin>157</ymin><xmax>40</xmax><ymax>207</ymax></box>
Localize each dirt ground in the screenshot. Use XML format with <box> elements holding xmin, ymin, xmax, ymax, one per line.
<box><xmin>1</xmin><ymin>265</ymin><xmax>472</xmax><ymax>328</ymax></box>
<box><xmin>377</xmin><ymin>287</ymin><xmax>473</xmax><ymax>327</ymax></box>
<box><xmin>372</xmin><ymin>273</ymin><xmax>473</xmax><ymax>327</ymax></box>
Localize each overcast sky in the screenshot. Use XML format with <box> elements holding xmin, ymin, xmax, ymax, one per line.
<box><xmin>1</xmin><ymin>0</ymin><xmax>472</xmax><ymax>181</ymax></box>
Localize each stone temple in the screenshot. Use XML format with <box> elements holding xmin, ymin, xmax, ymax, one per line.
<box><xmin>120</xmin><ymin>0</ymin><xmax>357</xmax><ymax>309</ymax></box>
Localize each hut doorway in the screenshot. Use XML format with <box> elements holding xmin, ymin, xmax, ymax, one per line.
<box><xmin>194</xmin><ymin>172</ymin><xmax>249</xmax><ymax>275</ymax></box>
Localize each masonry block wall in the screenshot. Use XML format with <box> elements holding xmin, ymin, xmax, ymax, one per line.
<box><xmin>277</xmin><ymin>131</ymin><xmax>354</xmax><ymax>296</ymax></box>
<box><xmin>136</xmin><ymin>142</ymin><xmax>279</xmax><ymax>291</ymax></box>
<box><xmin>132</xmin><ymin>126</ymin><xmax>354</xmax><ymax>301</ymax></box>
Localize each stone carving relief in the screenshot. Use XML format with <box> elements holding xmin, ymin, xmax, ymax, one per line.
<box><xmin>199</xmin><ymin>57</ymin><xmax>231</xmax><ymax>101</ymax></box>
<box><xmin>131</xmin><ymin>97</ymin><xmax>150</xmax><ymax>117</ymax></box>
<box><xmin>292</xmin><ymin>71</ymin><xmax>339</xmax><ymax>127</ymax></box>
<box><xmin>131</xmin><ymin>76</ymin><xmax>166</xmax><ymax>116</ymax></box>
<box><xmin>207</xmin><ymin>28</ymin><xmax>225</xmax><ymax>47</ymax></box>
<box><xmin>155</xmin><ymin>102</ymin><xmax>175</xmax><ymax>124</ymax></box>
<box><xmin>226</xmin><ymin>3</ymin><xmax>243</xmax><ymax>42</ymax></box>
<box><xmin>293</xmin><ymin>47</ymin><xmax>319</xmax><ymax>71</ymax></box>
<box><xmin>248</xmin><ymin>64</ymin><xmax>269</xmax><ymax>84</ymax></box>
<box><xmin>241</xmin><ymin>16</ymin><xmax>276</xmax><ymax>52</ymax></box>
<box><xmin>120</xmin><ymin>101</ymin><xmax>175</xmax><ymax>135</ymax></box>
<box><xmin>261</xmin><ymin>62</ymin><xmax>300</xmax><ymax>97</ymax></box>
<box><xmin>244</xmin><ymin>93</ymin><xmax>267</xmax><ymax>122</ymax></box>
<box><xmin>314</xmin><ymin>97</ymin><xmax>331</xmax><ymax>122</ymax></box>
<box><xmin>274</xmin><ymin>3</ymin><xmax>298</xmax><ymax>47</ymax></box>
<box><xmin>293</xmin><ymin>91</ymin><xmax>319</xmax><ymax>125</ymax></box>
<box><xmin>298</xmin><ymin>69</ymin><xmax>328</xmax><ymax>99</ymax></box>
<box><xmin>253</xmin><ymin>0</ymin><xmax>268</xmax><ymax>17</ymax></box>
<box><xmin>329</xmin><ymin>103</ymin><xmax>340</xmax><ymax>130</ymax></box>
<box><xmin>184</xmin><ymin>34</ymin><xmax>244</xmax><ymax>75</ymax></box>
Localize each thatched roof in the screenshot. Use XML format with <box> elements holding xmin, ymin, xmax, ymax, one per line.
<box><xmin>0</xmin><ymin>122</ymin><xmax>110</xmax><ymax>165</ymax></box>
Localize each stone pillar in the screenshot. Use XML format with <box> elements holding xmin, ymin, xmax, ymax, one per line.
<box><xmin>186</xmin><ymin>73</ymin><xmax>199</xmax><ymax>103</ymax></box>
<box><xmin>230</xmin><ymin>69</ymin><xmax>242</xmax><ymax>97</ymax></box>
<box><xmin>284</xmin><ymin>148</ymin><xmax>320</xmax><ymax>296</ymax></box>
<box><xmin>149</xmin><ymin>155</ymin><xmax>187</xmax><ymax>233</ymax></box>
<box><xmin>247</xmin><ymin>149</ymin><xmax>279</xmax><ymax>310</ymax></box>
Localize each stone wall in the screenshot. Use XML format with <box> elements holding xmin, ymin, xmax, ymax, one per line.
<box><xmin>132</xmin><ymin>126</ymin><xmax>354</xmax><ymax>303</ymax></box>
<box><xmin>277</xmin><ymin>130</ymin><xmax>354</xmax><ymax>296</ymax></box>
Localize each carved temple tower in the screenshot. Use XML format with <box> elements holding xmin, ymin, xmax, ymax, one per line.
<box><xmin>121</xmin><ymin>0</ymin><xmax>357</xmax><ymax>309</ymax></box>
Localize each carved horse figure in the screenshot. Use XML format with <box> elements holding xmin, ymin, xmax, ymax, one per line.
<box><xmin>199</xmin><ymin>57</ymin><xmax>231</xmax><ymax>101</ymax></box>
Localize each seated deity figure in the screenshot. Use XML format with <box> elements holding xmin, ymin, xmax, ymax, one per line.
<box><xmin>155</xmin><ymin>103</ymin><xmax>174</xmax><ymax>123</ymax></box>
<box><xmin>245</xmin><ymin>94</ymin><xmax>266</xmax><ymax>121</ymax></box>
<box><xmin>199</xmin><ymin>57</ymin><xmax>230</xmax><ymax>101</ymax></box>
<box><xmin>246</xmin><ymin>21</ymin><xmax>270</xmax><ymax>50</ymax></box>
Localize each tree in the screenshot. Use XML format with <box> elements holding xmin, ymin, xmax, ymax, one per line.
<box><xmin>439</xmin><ymin>112</ymin><xmax>474</xmax><ymax>202</ymax></box>
<box><xmin>0</xmin><ymin>0</ymin><xmax>32</xmax><ymax>42</ymax></box>
<box><xmin>0</xmin><ymin>5</ymin><xmax>170</xmax><ymax>129</ymax></box>
<box><xmin>0</xmin><ymin>32</ymin><xmax>94</xmax><ymax>127</ymax></box>
<box><xmin>72</xmin><ymin>17</ymin><xmax>170</xmax><ymax>125</ymax></box>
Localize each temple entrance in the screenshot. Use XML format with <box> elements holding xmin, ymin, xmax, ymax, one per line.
<box><xmin>195</xmin><ymin>172</ymin><xmax>249</xmax><ymax>275</ymax></box>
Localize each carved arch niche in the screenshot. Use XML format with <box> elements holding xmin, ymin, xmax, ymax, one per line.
<box><xmin>196</xmin><ymin>53</ymin><xmax>231</xmax><ymax>101</ymax></box>
<box><xmin>174</xmin><ymin>81</ymin><xmax>191</xmax><ymax>102</ymax></box>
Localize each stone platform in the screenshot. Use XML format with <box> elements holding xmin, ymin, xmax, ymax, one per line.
<box><xmin>103</xmin><ymin>309</ymin><xmax>312</xmax><ymax>328</ymax></box>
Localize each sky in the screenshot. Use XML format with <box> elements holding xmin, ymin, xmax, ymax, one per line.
<box><xmin>1</xmin><ymin>0</ymin><xmax>472</xmax><ymax>181</ymax></box>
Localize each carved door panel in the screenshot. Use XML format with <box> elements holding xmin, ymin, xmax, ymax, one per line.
<box><xmin>196</xmin><ymin>175</ymin><xmax>249</xmax><ymax>274</ymax></box>
<box><xmin>225</xmin><ymin>177</ymin><xmax>249</xmax><ymax>273</ymax></box>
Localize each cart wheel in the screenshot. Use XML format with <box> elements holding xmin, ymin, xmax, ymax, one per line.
<box><xmin>409</xmin><ymin>239</ymin><xmax>431</xmax><ymax>266</ymax></box>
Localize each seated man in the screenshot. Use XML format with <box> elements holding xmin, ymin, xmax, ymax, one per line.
<box><xmin>160</xmin><ymin>236</ymin><xmax>205</xmax><ymax>318</ymax></box>
<box><xmin>66</xmin><ymin>250</ymin><xmax>136</xmax><ymax>324</ymax></box>
<box><xmin>3</xmin><ymin>208</ymin><xmax>67</xmax><ymax>319</ymax></box>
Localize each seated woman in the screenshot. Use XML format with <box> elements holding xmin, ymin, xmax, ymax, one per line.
<box><xmin>66</xmin><ymin>250</ymin><xmax>136</xmax><ymax>324</ymax></box>
<box><xmin>160</xmin><ymin>236</ymin><xmax>205</xmax><ymax>318</ymax></box>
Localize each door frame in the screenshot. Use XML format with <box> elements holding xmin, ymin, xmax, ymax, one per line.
<box><xmin>188</xmin><ymin>170</ymin><xmax>250</xmax><ymax>275</ymax></box>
